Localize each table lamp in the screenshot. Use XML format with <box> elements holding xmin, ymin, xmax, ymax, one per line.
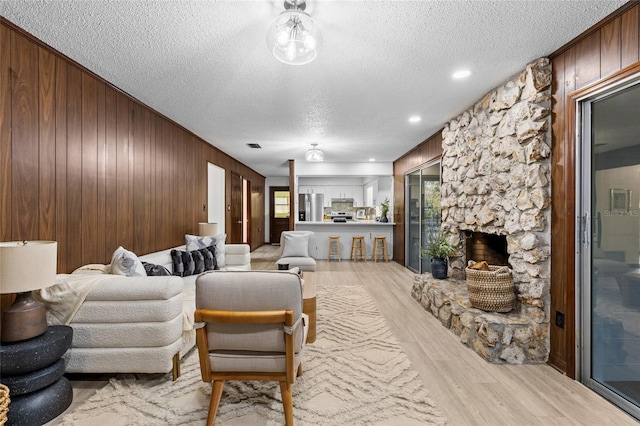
<box><xmin>0</xmin><ymin>241</ymin><xmax>57</xmax><ymax>342</ymax></box>
<box><xmin>198</xmin><ymin>222</ymin><xmax>218</xmax><ymax>236</ymax></box>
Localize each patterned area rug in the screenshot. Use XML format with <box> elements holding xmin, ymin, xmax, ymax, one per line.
<box><xmin>59</xmin><ymin>283</ymin><xmax>447</xmax><ymax>425</ymax></box>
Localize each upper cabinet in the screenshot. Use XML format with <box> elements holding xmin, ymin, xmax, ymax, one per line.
<box><xmin>297</xmin><ymin>177</ymin><xmax>392</xmax><ymax>208</ymax></box>
<box><xmin>326</xmin><ymin>185</ymin><xmax>365</xmax><ymax>206</ymax></box>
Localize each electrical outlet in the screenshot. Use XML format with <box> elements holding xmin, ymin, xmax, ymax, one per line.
<box><xmin>555</xmin><ymin>311</ymin><xmax>565</xmax><ymax>329</ymax></box>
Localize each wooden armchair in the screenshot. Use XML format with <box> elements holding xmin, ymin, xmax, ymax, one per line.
<box><xmin>194</xmin><ymin>270</ymin><xmax>308</xmax><ymax>426</ymax></box>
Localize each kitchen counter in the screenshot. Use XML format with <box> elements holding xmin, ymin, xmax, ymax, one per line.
<box><xmin>296</xmin><ymin>221</ymin><xmax>396</xmax><ymax>225</ymax></box>
<box><xmin>295</xmin><ymin>221</ymin><xmax>394</xmax><ymax>260</ymax></box>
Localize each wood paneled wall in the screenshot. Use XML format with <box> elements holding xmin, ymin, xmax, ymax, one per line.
<box><xmin>392</xmin><ymin>132</ymin><xmax>443</xmax><ymax>265</ymax></box>
<box><xmin>549</xmin><ymin>3</ymin><xmax>640</xmax><ymax>376</ymax></box>
<box><xmin>0</xmin><ymin>20</ymin><xmax>265</xmax><ymax>274</ymax></box>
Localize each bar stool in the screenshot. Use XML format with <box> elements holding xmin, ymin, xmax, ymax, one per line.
<box><xmin>373</xmin><ymin>236</ymin><xmax>389</xmax><ymax>262</ymax></box>
<box><xmin>351</xmin><ymin>236</ymin><xmax>366</xmax><ymax>262</ymax></box>
<box><xmin>327</xmin><ymin>235</ymin><xmax>341</xmax><ymax>262</ymax></box>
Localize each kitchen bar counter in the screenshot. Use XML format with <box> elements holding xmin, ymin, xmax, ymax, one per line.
<box><xmin>295</xmin><ymin>221</ymin><xmax>394</xmax><ymax>260</ymax></box>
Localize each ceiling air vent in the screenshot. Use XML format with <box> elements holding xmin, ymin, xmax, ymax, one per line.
<box><xmin>247</xmin><ymin>143</ymin><xmax>262</xmax><ymax>149</ymax></box>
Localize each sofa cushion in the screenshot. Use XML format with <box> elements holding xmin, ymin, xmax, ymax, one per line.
<box><xmin>185</xmin><ymin>233</ymin><xmax>227</xmax><ymax>269</ymax></box>
<box><xmin>282</xmin><ymin>232</ymin><xmax>310</xmax><ymax>258</ymax></box>
<box><xmin>110</xmin><ymin>246</ymin><xmax>146</xmax><ymax>277</ymax></box>
<box><xmin>199</xmin><ymin>247</ymin><xmax>217</xmax><ymax>271</ymax></box>
<box><xmin>142</xmin><ymin>261</ymin><xmax>171</xmax><ymax>276</ymax></box>
<box><xmin>171</xmin><ymin>249</ymin><xmax>195</xmax><ymax>277</ymax></box>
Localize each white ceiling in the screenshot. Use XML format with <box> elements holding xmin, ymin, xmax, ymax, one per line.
<box><xmin>1</xmin><ymin>0</ymin><xmax>628</xmax><ymax>177</ymax></box>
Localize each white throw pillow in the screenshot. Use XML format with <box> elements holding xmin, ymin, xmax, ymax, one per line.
<box><xmin>282</xmin><ymin>233</ymin><xmax>310</xmax><ymax>258</ymax></box>
<box><xmin>110</xmin><ymin>246</ymin><xmax>146</xmax><ymax>277</ymax></box>
<box><xmin>185</xmin><ymin>233</ymin><xmax>226</xmax><ymax>268</ymax></box>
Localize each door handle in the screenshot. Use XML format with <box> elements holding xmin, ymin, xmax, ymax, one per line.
<box><xmin>582</xmin><ymin>212</ymin><xmax>590</xmax><ymax>245</ymax></box>
<box><xmin>237</xmin><ymin>221</ymin><xmax>242</xmax><ymax>224</ymax></box>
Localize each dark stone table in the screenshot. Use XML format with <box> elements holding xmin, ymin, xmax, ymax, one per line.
<box><xmin>0</xmin><ymin>325</ymin><xmax>74</xmax><ymax>425</ymax></box>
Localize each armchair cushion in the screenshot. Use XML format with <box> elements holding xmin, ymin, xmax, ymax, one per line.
<box><xmin>282</xmin><ymin>233</ymin><xmax>310</xmax><ymax>258</ymax></box>
<box><xmin>196</xmin><ymin>270</ymin><xmax>305</xmax><ymax>354</ymax></box>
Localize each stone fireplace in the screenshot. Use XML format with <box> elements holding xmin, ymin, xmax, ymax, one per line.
<box><xmin>411</xmin><ymin>58</ymin><xmax>552</xmax><ymax>364</ymax></box>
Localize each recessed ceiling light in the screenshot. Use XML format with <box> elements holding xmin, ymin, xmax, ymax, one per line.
<box><xmin>369</xmin><ymin>158</ymin><xmax>375</xmax><ymax>162</ymax></box>
<box><xmin>408</xmin><ymin>116</ymin><xmax>421</xmax><ymax>123</ymax></box>
<box><xmin>452</xmin><ymin>69</ymin><xmax>472</xmax><ymax>79</ymax></box>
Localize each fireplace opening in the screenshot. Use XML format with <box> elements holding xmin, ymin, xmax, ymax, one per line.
<box><xmin>465</xmin><ymin>232</ymin><xmax>509</xmax><ymax>266</ymax></box>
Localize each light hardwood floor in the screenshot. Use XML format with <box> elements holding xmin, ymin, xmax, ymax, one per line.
<box><xmin>52</xmin><ymin>244</ymin><xmax>637</xmax><ymax>425</ymax></box>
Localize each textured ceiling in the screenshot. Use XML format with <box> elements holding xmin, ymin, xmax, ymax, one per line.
<box><xmin>0</xmin><ymin>0</ymin><xmax>628</xmax><ymax>177</ymax></box>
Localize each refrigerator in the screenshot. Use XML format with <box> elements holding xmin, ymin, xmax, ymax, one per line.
<box><xmin>299</xmin><ymin>193</ymin><xmax>324</xmax><ymax>222</ymax></box>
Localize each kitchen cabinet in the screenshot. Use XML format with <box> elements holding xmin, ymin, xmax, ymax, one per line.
<box><xmin>326</xmin><ymin>185</ymin><xmax>364</xmax><ymax>204</ymax></box>
<box><xmin>352</xmin><ymin>186</ymin><xmax>364</xmax><ymax>207</ymax></box>
<box><xmin>298</xmin><ymin>185</ymin><xmax>325</xmax><ymax>195</ymax></box>
<box><xmin>298</xmin><ymin>185</ymin><xmax>312</xmax><ymax>194</ymax></box>
<box><xmin>330</xmin><ymin>185</ymin><xmax>353</xmax><ymax>199</ymax></box>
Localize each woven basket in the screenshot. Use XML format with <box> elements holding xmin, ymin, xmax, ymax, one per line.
<box><xmin>0</xmin><ymin>384</ymin><xmax>9</xmax><ymax>425</ymax></box>
<box><xmin>465</xmin><ymin>263</ymin><xmax>515</xmax><ymax>313</ymax></box>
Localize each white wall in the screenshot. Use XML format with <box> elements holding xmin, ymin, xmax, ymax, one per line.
<box><xmin>207</xmin><ymin>163</ymin><xmax>225</xmax><ymax>233</ymax></box>
<box><xmin>297</xmin><ymin>162</ymin><xmax>393</xmax><ymax>176</ymax></box>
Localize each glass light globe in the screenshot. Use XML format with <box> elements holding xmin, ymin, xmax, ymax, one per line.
<box><xmin>266</xmin><ymin>9</ymin><xmax>322</xmax><ymax>66</ymax></box>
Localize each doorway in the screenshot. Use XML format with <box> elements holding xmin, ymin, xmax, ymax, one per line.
<box><xmin>270</xmin><ymin>186</ymin><xmax>290</xmax><ymax>244</ymax></box>
<box><xmin>578</xmin><ymin>72</ymin><xmax>640</xmax><ymax>419</ymax></box>
<box><xmin>230</xmin><ymin>172</ymin><xmax>250</xmax><ymax>244</ymax></box>
<box><xmin>207</xmin><ymin>163</ymin><xmax>225</xmax><ymax>231</ymax></box>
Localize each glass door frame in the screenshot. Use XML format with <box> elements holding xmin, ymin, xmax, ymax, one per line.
<box><xmin>405</xmin><ymin>159</ymin><xmax>441</xmax><ymax>273</ymax></box>
<box><xmin>577</xmin><ymin>71</ymin><xmax>640</xmax><ymax>419</ymax></box>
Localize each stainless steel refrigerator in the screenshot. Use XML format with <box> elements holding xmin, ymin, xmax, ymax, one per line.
<box><xmin>298</xmin><ymin>193</ymin><xmax>324</xmax><ymax>222</ymax></box>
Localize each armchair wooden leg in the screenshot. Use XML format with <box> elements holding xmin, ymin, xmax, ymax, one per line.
<box><xmin>207</xmin><ymin>380</ymin><xmax>225</xmax><ymax>426</ymax></box>
<box><xmin>296</xmin><ymin>362</ymin><xmax>303</xmax><ymax>377</ymax></box>
<box><xmin>279</xmin><ymin>381</ymin><xmax>294</xmax><ymax>426</ymax></box>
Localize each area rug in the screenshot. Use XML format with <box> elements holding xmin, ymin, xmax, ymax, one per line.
<box><xmin>59</xmin><ymin>283</ymin><xmax>447</xmax><ymax>425</ymax></box>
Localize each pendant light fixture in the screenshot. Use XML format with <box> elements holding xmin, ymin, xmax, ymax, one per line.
<box><xmin>267</xmin><ymin>0</ymin><xmax>321</xmax><ymax>66</ymax></box>
<box><xmin>305</xmin><ymin>143</ymin><xmax>324</xmax><ymax>162</ymax></box>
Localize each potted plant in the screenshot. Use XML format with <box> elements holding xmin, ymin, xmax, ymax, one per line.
<box><xmin>421</xmin><ymin>232</ymin><xmax>457</xmax><ymax>279</ymax></box>
<box><xmin>380</xmin><ymin>198</ymin><xmax>390</xmax><ymax>223</ymax></box>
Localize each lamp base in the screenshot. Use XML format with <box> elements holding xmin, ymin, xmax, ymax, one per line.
<box><xmin>1</xmin><ymin>291</ymin><xmax>48</xmax><ymax>342</ymax></box>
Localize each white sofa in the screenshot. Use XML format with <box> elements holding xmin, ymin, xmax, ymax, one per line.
<box><xmin>59</xmin><ymin>243</ymin><xmax>250</xmax><ymax>379</ymax></box>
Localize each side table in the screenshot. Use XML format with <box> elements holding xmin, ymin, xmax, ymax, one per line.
<box><xmin>301</xmin><ymin>271</ymin><xmax>317</xmax><ymax>343</ymax></box>
<box><xmin>0</xmin><ymin>325</ymin><xmax>73</xmax><ymax>425</ymax></box>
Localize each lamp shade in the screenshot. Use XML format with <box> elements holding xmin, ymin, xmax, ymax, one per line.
<box><xmin>198</xmin><ymin>223</ymin><xmax>219</xmax><ymax>237</ymax></box>
<box><xmin>0</xmin><ymin>241</ymin><xmax>57</xmax><ymax>294</ymax></box>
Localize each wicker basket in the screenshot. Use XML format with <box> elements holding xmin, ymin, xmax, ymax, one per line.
<box><xmin>0</xmin><ymin>384</ymin><xmax>9</xmax><ymax>425</ymax></box>
<box><xmin>465</xmin><ymin>263</ymin><xmax>515</xmax><ymax>312</ymax></box>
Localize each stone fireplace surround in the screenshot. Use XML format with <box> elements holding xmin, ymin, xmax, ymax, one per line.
<box><xmin>411</xmin><ymin>58</ymin><xmax>552</xmax><ymax>364</ymax></box>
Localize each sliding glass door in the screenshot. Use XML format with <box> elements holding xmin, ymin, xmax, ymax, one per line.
<box><xmin>406</xmin><ymin>161</ymin><xmax>440</xmax><ymax>273</ymax></box>
<box><xmin>579</xmin><ymin>74</ymin><xmax>640</xmax><ymax>419</ymax></box>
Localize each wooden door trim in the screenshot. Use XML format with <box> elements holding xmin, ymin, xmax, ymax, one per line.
<box><xmin>564</xmin><ymin>61</ymin><xmax>640</xmax><ymax>378</ymax></box>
